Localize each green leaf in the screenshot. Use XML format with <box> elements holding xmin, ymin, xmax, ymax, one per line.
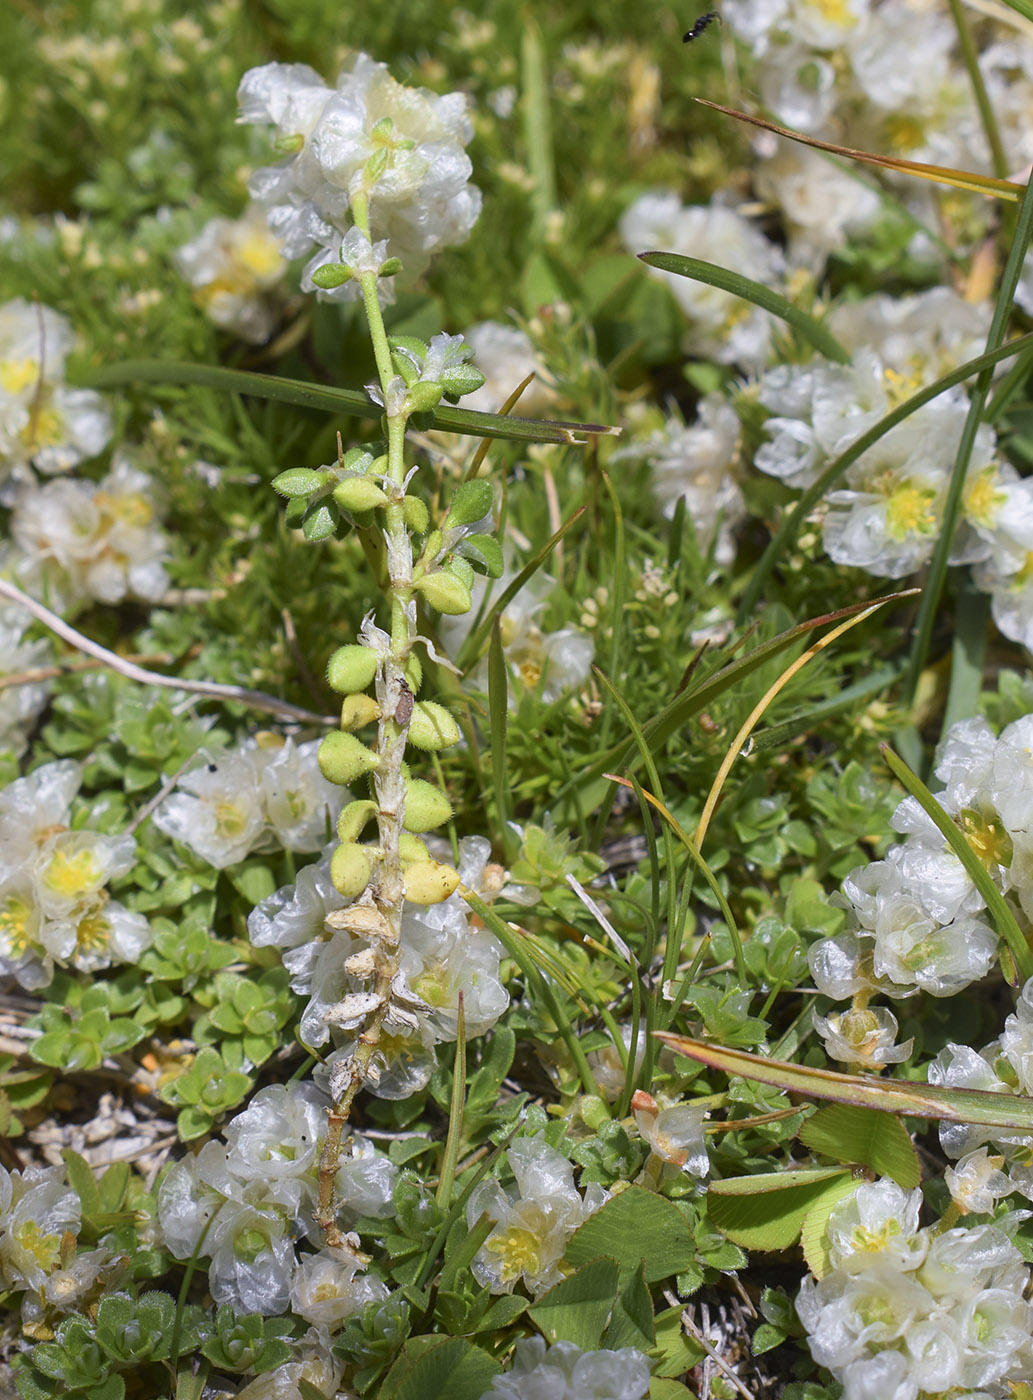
<box><xmin>652</xmin><ymin>1305</ymin><xmax>706</xmax><ymax>1379</ymax></box>
<box><xmin>603</xmin><ymin>1261</ymin><xmax>655</xmax><ymax>1352</ymax></box>
<box><xmin>751</xmin><ymin>1323</ymin><xmax>788</xmax><ymax>1356</ymax></box>
<box><xmin>445</xmin><ymin>479</ymin><xmax>494</xmax><ymax>527</ymax></box>
<box><xmin>62</xmin><ymin>1149</ymin><xmax>101</xmax><ymax>1217</ymax></box>
<box><xmin>271</xmin><ymin>468</ymin><xmax>329</xmax><ymax>498</ymax></box>
<box><xmin>564</xmin><ymin>1186</ymin><xmax>697</xmax><ymax>1283</ymax></box>
<box><xmin>799</xmin><ymin>1103</ymin><xmax>920</xmax><ymax>1187</ymax></box>
<box><xmin>470</xmin><ymin>1294</ymin><xmax>527</xmax><ymax>1335</ymax></box>
<box><xmin>227</xmin><ymin>860</ymin><xmax>278</xmax><ymax>904</ymax></box>
<box><xmin>707</xmin><ymin>1168</ymin><xmax>855</xmax><ymax>1252</ymax></box>
<box><xmin>74</xmin><ymin>361</ymin><xmax>619</xmax><ymax>447</ymax></box>
<box><xmin>649</xmin><ymin>1382</ymin><xmax>696</xmax><ymax>1400</ymax></box>
<box><xmin>462</xmin><ymin>534</ymin><xmax>505</xmax><ymax>578</ymax></box>
<box><xmin>881</xmin><ymin>744</ymin><xmax>1033</xmax><ymax>981</ymax></box>
<box><xmin>528</xmin><ymin>1256</ymin><xmax>619</xmax><ymax>1348</ymax></box>
<box><xmin>639</xmin><ymin>251</ymin><xmax>850</xmax><ymax>364</ymax></box>
<box><xmin>380</xmin><ymin>1338</ymin><xmax>502</xmax><ymax>1400</ymax></box>
<box><xmin>800</xmin><ymin>1175</ymin><xmax>866</xmax><ymax>1279</ymax></box>
<box><xmin>657</xmin><ymin>1033</ymin><xmax>1033</xmax><ymax>1132</ymax></box>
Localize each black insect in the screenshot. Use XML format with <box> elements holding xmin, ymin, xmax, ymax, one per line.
<box><xmin>683</xmin><ymin>11</ymin><xmax>720</xmax><ymax>41</ymax></box>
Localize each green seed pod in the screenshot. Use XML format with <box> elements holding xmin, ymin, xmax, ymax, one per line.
<box><xmin>403</xmin><ymin>495</ymin><xmax>430</xmax><ymax>534</ymax></box>
<box><xmin>403</xmin><ymin>778</ymin><xmax>453</xmax><ymax>833</ymax></box>
<box><xmin>337</xmin><ymin>800</ymin><xmax>377</xmax><ymax>843</ymax></box>
<box><xmin>414</xmin><ymin>569</ymin><xmax>472</xmax><ymax>616</ymax></box>
<box><xmin>326</xmin><ymin>644</ymin><xmax>379</xmax><ymax>695</ymax></box>
<box><xmin>404</xmin><ymin>653</ymin><xmax>423</xmax><ymax>694</ymax></box>
<box><xmin>398</xmin><ymin>833</ymin><xmax>430</xmax><ymax>866</ymax></box>
<box><xmin>407</xmin><ymin>701</ymin><xmax>461</xmax><ymax>751</ymax></box>
<box><xmin>333</xmin><ymin>477</ymin><xmax>390</xmax><ymax>512</ymax></box>
<box><xmin>318</xmin><ymin>731</ymin><xmax>380</xmax><ymax>786</ymax></box>
<box><xmin>404</xmin><ymin>860</ymin><xmax>461</xmax><ymax>905</ymax></box>
<box><xmin>407</xmin><ymin>380</ymin><xmax>444</xmax><ymax>413</ymax></box>
<box><xmin>340</xmin><ymin>694</ymin><xmax>382</xmax><ymax>730</ymax></box>
<box><xmin>331</xmin><ymin>842</ymin><xmax>372</xmax><ymax>898</ymax></box>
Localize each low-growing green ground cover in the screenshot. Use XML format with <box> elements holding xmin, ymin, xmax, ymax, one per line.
<box><xmin>6</xmin><ymin>2</ymin><xmax>1033</xmax><ymax>1397</ymax></box>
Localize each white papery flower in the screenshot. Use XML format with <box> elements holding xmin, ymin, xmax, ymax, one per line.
<box><xmin>0</xmin><ymin>298</ymin><xmax>111</xmax><ymax>493</ymax></box>
<box><xmin>154</xmin><ymin>737</ymin><xmax>342</xmax><ymax>869</ymax></box>
<box><xmin>814</xmin><ymin>1004</ymin><xmax>913</xmax><ymax>1068</ymax></box>
<box><xmin>0</xmin><ymin>1164</ymin><xmax>81</xmax><ymax>1293</ymax></box>
<box><xmin>482</xmin><ymin>1337</ymin><xmax>651</xmax><ymax>1400</ymax></box>
<box><xmin>10</xmin><ymin>454</ymin><xmax>170</xmax><ymax>609</ymax></box>
<box><xmin>174</xmin><ymin>203</ymin><xmax>287</xmax><ymax>343</ymax></box>
<box><xmin>460</xmin><ymin>320</ymin><xmax>553</xmax><ymax>417</ymax></box>
<box><xmin>619</xmin><ymin>192</ymin><xmax>784</xmax><ymax>370</ymax></box>
<box><xmin>239</xmin><ymin>55</ymin><xmax>481</xmax><ymax>294</ymax></box>
<box><xmin>289</xmin><ymin>1248</ymin><xmax>388</xmax><ymax>1328</ymax></box>
<box><xmin>0</xmin><ymin>610</ymin><xmax>51</xmax><ymax>757</ymax></box>
<box><xmin>754</xmin><ymin>145</ymin><xmax>883</xmax><ymax>270</ymax></box>
<box><xmin>631</xmin><ymin>1091</ymin><xmax>708</xmax><ymax>1178</ymax></box>
<box><xmin>825</xmin><ymin>1180</ymin><xmax>925</xmax><ymax>1273</ymax></box>
<box><xmin>618</xmin><ymin>398</ymin><xmax>744</xmax><ymax>566</ymax></box>
<box><xmin>468</xmin><ymin>1134</ymin><xmax>608</xmax><ymax>1296</ymax></box>
<box><xmin>946</xmin><ymin>1148</ymin><xmax>1013</xmax><ymax>1216</ymax></box>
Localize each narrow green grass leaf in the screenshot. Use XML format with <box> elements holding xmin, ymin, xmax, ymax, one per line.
<box><xmin>487</xmin><ymin>618</ymin><xmax>510</xmax><ymax>841</ymax></box>
<box><xmin>656</xmin><ymin>1034</ymin><xmax>1033</xmax><ymax>1130</ymax></box>
<box><xmin>997</xmin><ymin>0</ymin><xmax>1033</xmax><ymax>25</ymax></box>
<box><xmin>74</xmin><ymin>360</ymin><xmax>618</xmax><ymax>446</ymax></box>
<box><xmin>798</xmin><ymin>1103</ymin><xmax>920</xmax><ymax>1188</ymax></box>
<box><xmin>737</xmin><ymin>331</ymin><xmax>1033</xmax><ymax>621</ymax></box>
<box><xmin>881</xmin><ymin>744</ymin><xmax>1033</xmax><ymax>980</ymax></box>
<box><xmin>435</xmin><ymin>995</ymin><xmax>466</xmax><ymax>1209</ymax></box>
<box><xmin>942</xmin><ymin>577</ymin><xmax>989</xmax><ymax>735</ymax></box>
<box><xmin>639</xmin><ymin>253</ymin><xmax>850</xmax><ymax>365</ymax></box>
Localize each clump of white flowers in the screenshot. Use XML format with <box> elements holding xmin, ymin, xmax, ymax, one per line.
<box><xmin>458</xmin><ymin>320</ymin><xmax>554</xmax><ymax>417</ymax></box>
<box><xmin>798</xmin><ymin>1178</ymin><xmax>1033</xmax><ymax>1398</ymax></box>
<box><xmin>619</xmin><ymin>192</ymin><xmax>785</xmax><ymax>371</ymax></box>
<box><xmin>631</xmin><ymin>1090</ymin><xmax>709</xmax><ymax>1183</ymax></box>
<box><xmin>238</xmin><ymin>54</ymin><xmax>481</xmax><ymax>300</ymax></box>
<box><xmin>157</xmin><ymin>1082</ymin><xmax>393</xmax><ymax>1317</ymax></box>
<box><xmin>617</xmin><ymin>397</ymin><xmax>744</xmax><ymax>566</ymax></box>
<box><xmin>174</xmin><ymin>203</ymin><xmax>288</xmax><ymax>343</ymax></box>
<box><xmin>0</xmin><ymin>607</ymin><xmax>51</xmax><ymax>757</ymax></box>
<box><xmin>441</xmin><ymin>568</ymin><xmax>594</xmax><ymax>707</ymax></box>
<box><xmin>0</xmin><ymin>759</ymin><xmax>151</xmax><ymax>990</ymax></box>
<box><xmin>809</xmin><ymin>711</ymin><xmax>1033</xmax><ymax>1067</ymax></box>
<box><xmin>6</xmin><ymin>454</ymin><xmax>171</xmax><ymax>611</ymax></box>
<box><xmin>0</xmin><ymin>299</ymin><xmax>111</xmax><ymax>496</ymax></box>
<box><xmin>251</xmin><ymin>836</ymin><xmax>509</xmax><ymax>1100</ymax></box>
<box><xmin>467</xmin><ymin>1133</ymin><xmax>608</xmax><ymax>1296</ymax></box>
<box><xmin>482</xmin><ymin>1337</ymin><xmax>651</xmax><ymax>1400</ymax></box>
<box><xmin>153</xmin><ymin>734</ymin><xmax>342</xmax><ymax>869</ymax></box>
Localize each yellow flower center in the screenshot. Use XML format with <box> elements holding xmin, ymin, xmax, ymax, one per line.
<box><xmin>964</xmin><ymin>468</ymin><xmax>1005</xmax><ymax>529</ymax></box>
<box><xmin>13</xmin><ymin>1221</ymin><xmax>62</xmax><ymax>1273</ymax></box>
<box><xmin>884</xmin><ymin>482</ymin><xmax>937</xmax><ymax>541</ymax></box>
<box><xmin>95</xmin><ymin>489</ymin><xmax>154</xmax><ymax>528</ymax></box>
<box><xmin>42</xmin><ymin>847</ymin><xmax>101</xmax><ymax>900</ymax></box>
<box><xmin>0</xmin><ymin>357</ymin><xmax>41</xmax><ymax>395</ymax></box>
<box><xmin>237</xmin><ymin>232</ymin><xmax>284</xmax><ymax>281</ymax></box>
<box><xmin>0</xmin><ymin>895</ymin><xmax>33</xmax><ymax>954</ymax></box>
<box><xmin>485</xmin><ymin>1225</ymin><xmax>542</xmax><ymax>1283</ymax></box>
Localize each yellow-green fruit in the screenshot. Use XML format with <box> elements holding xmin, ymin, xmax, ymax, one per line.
<box><xmin>326</xmin><ymin>645</ymin><xmax>379</xmax><ymax>695</ymax></box>
<box><xmin>337</xmin><ymin>799</ymin><xmax>377</xmax><ymax>843</ymax></box>
<box><xmin>404</xmin><ymin>860</ymin><xmax>461</xmax><ymax>904</ymax></box>
<box><xmin>398</xmin><ymin>833</ymin><xmax>430</xmax><ymax>865</ymax></box>
<box><xmin>340</xmin><ymin>694</ymin><xmax>381</xmax><ymax>730</ymax></box>
<box><xmin>330</xmin><ymin>842</ymin><xmax>372</xmax><ymax>898</ymax></box>
<box><xmin>403</xmin><ymin>778</ymin><xmax>452</xmax><ymax>833</ymax></box>
<box><xmin>407</xmin><ymin>701</ymin><xmax>461</xmax><ymax>751</ymax></box>
<box><xmin>318</xmin><ymin>731</ymin><xmax>380</xmax><ymax>785</ymax></box>
<box><xmin>403</xmin><ymin>496</ymin><xmax>430</xmax><ymax>534</ymax></box>
<box><xmin>333</xmin><ymin>477</ymin><xmax>390</xmax><ymax>512</ymax></box>
<box><xmin>414</xmin><ymin>569</ymin><xmax>472</xmax><ymax>616</ymax></box>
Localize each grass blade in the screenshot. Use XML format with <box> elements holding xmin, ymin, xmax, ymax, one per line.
<box><xmin>695</xmin><ymin>99</ymin><xmax>1025</xmax><ymax>201</ymax></box>
<box><xmin>656</xmin><ymin>1034</ymin><xmax>1033</xmax><ymax>1131</ymax></box>
<box><xmin>638</xmin><ymin>253</ymin><xmax>850</xmax><ymax>364</ymax></box>
<box><xmin>73</xmin><ymin>359</ymin><xmax>619</xmax><ymax>447</ymax></box>
<box><xmin>880</xmin><ymin>744</ymin><xmax>1033</xmax><ymax>982</ymax></box>
<box><xmin>435</xmin><ymin>995</ymin><xmax>466</xmax><ymax>1208</ymax></box>
<box><xmin>488</xmin><ymin>618</ymin><xmax>511</xmax><ymax>845</ymax></box>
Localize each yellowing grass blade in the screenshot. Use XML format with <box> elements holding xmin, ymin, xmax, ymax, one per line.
<box><xmin>656</xmin><ymin>1033</ymin><xmax>1033</xmax><ymax>1131</ymax></box>
<box><xmin>696</xmin><ymin>98</ymin><xmax>1026</xmax><ymax>202</ymax></box>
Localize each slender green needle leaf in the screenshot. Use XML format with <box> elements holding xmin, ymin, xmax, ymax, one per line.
<box><xmin>639</xmin><ymin>253</ymin><xmax>850</xmax><ymax>364</ymax></box>
<box><xmin>435</xmin><ymin>996</ymin><xmax>466</xmax><ymax>1209</ymax></box>
<box><xmin>73</xmin><ymin>360</ymin><xmax>619</xmax><ymax>446</ymax></box>
<box><xmin>881</xmin><ymin>744</ymin><xmax>1033</xmax><ymax>980</ymax></box>
<box><xmin>738</xmin><ymin>331</ymin><xmax>1033</xmax><ymax>621</ymax></box>
<box><xmin>656</xmin><ymin>1034</ymin><xmax>1033</xmax><ymax>1129</ymax></box>
<box><xmin>487</xmin><ymin>619</ymin><xmax>510</xmax><ymax>841</ymax></box>
<box><xmin>942</xmin><ymin>577</ymin><xmax>989</xmax><ymax>736</ymax></box>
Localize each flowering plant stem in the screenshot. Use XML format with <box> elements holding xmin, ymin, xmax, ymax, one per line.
<box><xmin>315</xmin><ymin>192</ymin><xmax>416</xmax><ymax>1244</ymax></box>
